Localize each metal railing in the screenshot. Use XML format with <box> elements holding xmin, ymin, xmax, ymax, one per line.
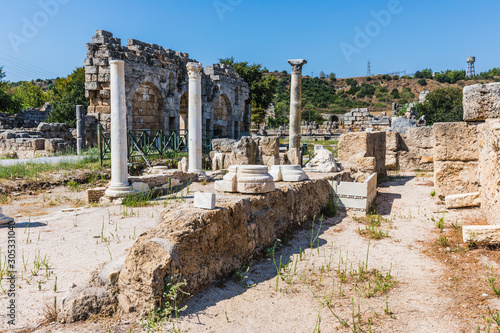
<box><xmin>97</xmin><ymin>125</ymin><xmax>212</xmax><ymax>166</ymax></box>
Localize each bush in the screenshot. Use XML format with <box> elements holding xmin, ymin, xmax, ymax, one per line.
<box><xmin>418</xmin><ymin>79</ymin><xmax>428</xmax><ymax>86</ymax></box>
<box><xmin>418</xmin><ymin>87</ymin><xmax>463</xmax><ymax>125</ymax></box>
<box><xmin>390</xmin><ymin>88</ymin><xmax>400</xmax><ymax>99</ymax></box>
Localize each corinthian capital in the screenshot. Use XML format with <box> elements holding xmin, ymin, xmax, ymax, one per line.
<box><xmin>288</xmin><ymin>59</ymin><xmax>307</xmax><ymax>75</ymax></box>
<box><xmin>187</xmin><ymin>62</ymin><xmax>203</xmax><ymax>79</ymax></box>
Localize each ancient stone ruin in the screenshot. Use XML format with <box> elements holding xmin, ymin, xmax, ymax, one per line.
<box><xmin>85</xmin><ymin>30</ymin><xmax>250</xmax><ymax>138</ymax></box>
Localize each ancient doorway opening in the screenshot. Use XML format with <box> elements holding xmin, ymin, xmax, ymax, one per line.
<box><xmin>131</xmin><ymin>82</ymin><xmax>164</xmax><ymax>132</ymax></box>
<box><xmin>179</xmin><ymin>91</ymin><xmax>188</xmax><ymax>135</ymax></box>
<box><xmin>214</xmin><ymin>94</ymin><xmax>232</xmax><ymax>138</ymax></box>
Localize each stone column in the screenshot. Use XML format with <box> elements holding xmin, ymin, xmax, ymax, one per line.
<box><xmin>76</xmin><ymin>105</ymin><xmax>86</xmax><ymax>155</ymax></box>
<box><xmin>187</xmin><ymin>62</ymin><xmax>204</xmax><ymax>174</ymax></box>
<box><xmin>287</xmin><ymin>59</ymin><xmax>307</xmax><ymax>165</ymax></box>
<box><xmin>105</xmin><ymin>60</ymin><xmax>133</xmax><ymax>198</ymax></box>
<box><xmin>0</xmin><ymin>207</ymin><xmax>13</xmax><ymax>226</ymax></box>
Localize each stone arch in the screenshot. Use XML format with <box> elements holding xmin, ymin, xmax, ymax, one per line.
<box><xmin>330</xmin><ymin>115</ymin><xmax>339</xmax><ymax>122</ymax></box>
<box><xmin>214</xmin><ymin>94</ymin><xmax>232</xmax><ymax>138</ymax></box>
<box><xmin>179</xmin><ymin>91</ymin><xmax>188</xmax><ymax>134</ymax></box>
<box><xmin>131</xmin><ymin>82</ymin><xmax>164</xmax><ymax>131</ymax></box>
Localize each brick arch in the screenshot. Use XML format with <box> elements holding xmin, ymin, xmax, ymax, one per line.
<box><xmin>131</xmin><ymin>82</ymin><xmax>164</xmax><ymax>131</ymax></box>
<box><xmin>214</xmin><ymin>94</ymin><xmax>232</xmax><ymax>138</ymax></box>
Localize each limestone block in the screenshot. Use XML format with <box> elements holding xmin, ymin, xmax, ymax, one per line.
<box><xmin>236</xmin><ymin>165</ymin><xmax>275</xmax><ymax>194</ymax></box>
<box><xmin>403</xmin><ymin>127</ymin><xmax>434</xmax><ymax>149</ymax></box>
<box><xmin>338</xmin><ymin>132</ymin><xmax>386</xmax><ymax>176</ymax></box>
<box><xmin>212</xmin><ymin>153</ymin><xmax>225</xmax><ymax>171</ymax></box>
<box><xmin>434</xmin><ymin>161</ymin><xmax>480</xmax><ymax>197</ymax></box>
<box><xmin>433</xmin><ymin>122</ymin><xmax>478</xmax><ymax>162</ymax></box>
<box><xmin>214</xmin><ymin>166</ymin><xmax>238</xmax><ymax>193</ymax></box>
<box><xmin>194</xmin><ymin>192</ymin><xmax>216</xmax><ymax>210</ymax></box>
<box><xmin>463</xmin><ymin>83</ymin><xmax>500</xmax><ymax>121</ymax></box>
<box><xmin>304</xmin><ymin>145</ymin><xmax>338</xmax><ymax>173</ymax></box>
<box><xmin>132</xmin><ymin>182</ymin><xmax>150</xmax><ymax>193</ymax></box>
<box><xmin>463</xmin><ymin>226</ymin><xmax>500</xmax><ymax>245</ymax></box>
<box><xmin>37</xmin><ymin>122</ymin><xmax>50</xmax><ymax>132</ymax></box>
<box><xmin>356</xmin><ymin>157</ymin><xmax>376</xmax><ymax>174</ymax></box>
<box><xmin>478</xmin><ymin>119</ymin><xmax>500</xmax><ymax>225</ymax></box>
<box><xmin>386</xmin><ymin>152</ymin><xmax>398</xmax><ymax>170</ymax></box>
<box><xmin>445</xmin><ymin>192</ymin><xmax>481</xmax><ymax>209</ymax></box>
<box><xmin>212</xmin><ymin>139</ymin><xmax>237</xmax><ymax>153</ymax></box>
<box><xmin>178</xmin><ymin>157</ymin><xmax>188</xmax><ymax>173</ymax></box>
<box><xmin>385</xmin><ymin>132</ymin><xmax>400</xmax><ymax>152</ymax></box>
<box><xmin>390</xmin><ymin>117</ymin><xmax>416</xmax><ymax>134</ymax></box>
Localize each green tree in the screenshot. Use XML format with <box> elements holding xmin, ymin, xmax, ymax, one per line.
<box><xmin>49</xmin><ymin>67</ymin><xmax>88</xmax><ymax>127</ymax></box>
<box><xmin>0</xmin><ymin>67</ymin><xmax>22</xmax><ymax>114</ymax></box>
<box><xmin>219</xmin><ymin>57</ymin><xmax>278</xmax><ymax>126</ymax></box>
<box><xmin>418</xmin><ymin>79</ymin><xmax>427</xmax><ymax>86</ymax></box>
<box><xmin>329</xmin><ymin>73</ymin><xmax>336</xmax><ymax>81</ymax></box>
<box><xmin>418</xmin><ymin>87</ymin><xmax>463</xmax><ymax>125</ymax></box>
<box><xmin>390</xmin><ymin>88</ymin><xmax>400</xmax><ymax>99</ymax></box>
<box><xmin>12</xmin><ymin>81</ymin><xmax>47</xmax><ymax>109</ymax></box>
<box><xmin>319</xmin><ymin>71</ymin><xmax>326</xmax><ymax>79</ymax></box>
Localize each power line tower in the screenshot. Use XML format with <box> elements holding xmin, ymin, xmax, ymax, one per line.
<box><xmin>367</xmin><ymin>60</ymin><xmax>371</xmax><ymax>76</ymax></box>
<box><xmin>467</xmin><ymin>57</ymin><xmax>476</xmax><ymax>78</ymax></box>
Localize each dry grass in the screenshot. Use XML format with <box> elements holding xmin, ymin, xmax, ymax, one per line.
<box><xmin>424</xmin><ymin>216</ymin><xmax>500</xmax><ymax>331</ymax></box>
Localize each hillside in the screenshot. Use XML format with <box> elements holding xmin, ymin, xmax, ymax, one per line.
<box><xmin>268</xmin><ymin>72</ymin><xmax>499</xmax><ymax>119</ymax></box>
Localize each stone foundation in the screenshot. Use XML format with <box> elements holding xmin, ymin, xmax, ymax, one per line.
<box><xmin>116</xmin><ymin>173</ymin><xmax>349</xmax><ymax>316</ymax></box>
<box><xmin>338</xmin><ymin>131</ymin><xmax>386</xmax><ymax>177</ymax></box>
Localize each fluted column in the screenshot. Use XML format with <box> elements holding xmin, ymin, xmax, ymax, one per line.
<box><xmin>187</xmin><ymin>62</ymin><xmax>204</xmax><ymax>174</ymax></box>
<box><xmin>287</xmin><ymin>59</ymin><xmax>307</xmax><ymax>165</ymax></box>
<box><xmin>105</xmin><ymin>60</ymin><xmax>133</xmax><ymax>198</ymax></box>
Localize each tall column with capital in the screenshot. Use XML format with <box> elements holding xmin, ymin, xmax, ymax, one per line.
<box><xmin>105</xmin><ymin>60</ymin><xmax>133</xmax><ymax>198</ymax></box>
<box><xmin>187</xmin><ymin>62</ymin><xmax>204</xmax><ymax>174</ymax></box>
<box><xmin>287</xmin><ymin>59</ymin><xmax>307</xmax><ymax>165</ymax></box>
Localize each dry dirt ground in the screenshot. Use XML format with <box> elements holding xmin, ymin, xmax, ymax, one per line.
<box><xmin>2</xmin><ymin>172</ymin><xmax>500</xmax><ymax>332</ymax></box>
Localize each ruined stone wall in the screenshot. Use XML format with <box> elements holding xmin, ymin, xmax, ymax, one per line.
<box><xmin>85</xmin><ymin>30</ymin><xmax>250</xmax><ymax>139</ymax></box>
<box><xmin>385</xmin><ymin>127</ymin><xmax>434</xmax><ymax>171</ymax></box>
<box><xmin>433</xmin><ymin>122</ymin><xmax>480</xmax><ymax>197</ymax></box>
<box><xmin>338</xmin><ymin>132</ymin><xmax>387</xmax><ymax>177</ymax></box>
<box><xmin>0</xmin><ymin>122</ymin><xmax>75</xmax><ymax>158</ymax></box>
<box><xmin>116</xmin><ymin>174</ymin><xmax>349</xmax><ymax>315</ymax></box>
<box><xmin>0</xmin><ymin>110</ymin><xmax>50</xmax><ymax>130</ymax></box>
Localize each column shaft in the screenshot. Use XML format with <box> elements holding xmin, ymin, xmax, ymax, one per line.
<box><xmin>187</xmin><ymin>62</ymin><xmax>203</xmax><ymax>174</ymax></box>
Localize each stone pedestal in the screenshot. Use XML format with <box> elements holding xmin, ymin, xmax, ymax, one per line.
<box><xmin>105</xmin><ymin>60</ymin><xmax>133</xmax><ymax>198</ymax></box>
<box><xmin>194</xmin><ymin>192</ymin><xmax>216</xmax><ymax>210</ymax></box>
<box><xmin>76</xmin><ymin>105</ymin><xmax>86</xmax><ymax>155</ymax></box>
<box><xmin>187</xmin><ymin>62</ymin><xmax>204</xmax><ymax>175</ymax></box>
<box><xmin>237</xmin><ymin>165</ymin><xmax>275</xmax><ymax>194</ymax></box>
<box><xmin>288</xmin><ymin>59</ymin><xmax>307</xmax><ymax>162</ymax></box>
<box><xmin>270</xmin><ymin>165</ymin><xmax>309</xmax><ymax>182</ymax></box>
<box><xmin>0</xmin><ymin>207</ymin><xmax>13</xmax><ymax>226</ymax></box>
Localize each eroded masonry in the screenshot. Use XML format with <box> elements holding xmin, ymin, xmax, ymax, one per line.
<box><xmin>85</xmin><ymin>30</ymin><xmax>250</xmax><ymax>139</ymax></box>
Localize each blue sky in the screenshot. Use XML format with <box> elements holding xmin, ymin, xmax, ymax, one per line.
<box><xmin>0</xmin><ymin>0</ymin><xmax>499</xmax><ymax>82</ymax></box>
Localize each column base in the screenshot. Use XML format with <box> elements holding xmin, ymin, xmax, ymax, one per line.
<box><xmin>0</xmin><ymin>214</ymin><xmax>14</xmax><ymax>226</ymax></box>
<box><xmin>188</xmin><ymin>169</ymin><xmax>205</xmax><ymax>175</ymax></box>
<box><xmin>287</xmin><ymin>148</ymin><xmax>302</xmax><ymax>166</ymax></box>
<box><xmin>105</xmin><ymin>185</ymin><xmax>134</xmax><ymax>198</ymax></box>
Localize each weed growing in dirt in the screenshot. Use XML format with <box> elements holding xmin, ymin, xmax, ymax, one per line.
<box><xmin>122</xmin><ymin>191</ymin><xmax>156</xmax><ymax>208</ymax></box>
<box><xmin>487</xmin><ymin>266</ymin><xmax>500</xmax><ymax>296</ymax></box>
<box><xmin>430</xmin><ymin>190</ymin><xmax>436</xmax><ymax>197</ymax></box>
<box><xmin>142</xmin><ymin>279</ymin><xmax>190</xmax><ymax>333</ymax></box>
<box><xmin>42</xmin><ymin>296</ymin><xmax>59</xmax><ymax>323</ymax></box>
<box><xmin>355</xmin><ymin>214</ymin><xmax>390</xmax><ymax>239</ymax></box>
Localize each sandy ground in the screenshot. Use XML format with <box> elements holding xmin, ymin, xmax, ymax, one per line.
<box><xmin>1</xmin><ymin>172</ymin><xmax>497</xmax><ymax>332</ymax></box>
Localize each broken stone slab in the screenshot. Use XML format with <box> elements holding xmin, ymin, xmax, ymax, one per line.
<box><xmin>445</xmin><ymin>192</ymin><xmax>481</xmax><ymax>209</ymax></box>
<box><xmin>304</xmin><ymin>145</ymin><xmax>338</xmax><ymax>173</ymax></box>
<box><xmin>59</xmin><ymin>286</ymin><xmax>114</xmax><ymax>324</ymax></box>
<box><xmin>463</xmin><ymin>82</ymin><xmax>500</xmax><ymax>121</ymax></box>
<box><xmin>463</xmin><ymin>225</ymin><xmax>500</xmax><ymax>245</ymax></box>
<box><xmin>178</xmin><ymin>157</ymin><xmax>188</xmax><ymax>173</ymax></box>
<box><xmin>237</xmin><ymin>165</ymin><xmax>275</xmax><ymax>194</ymax></box>
<box><xmin>214</xmin><ymin>165</ymin><xmax>238</xmax><ymax>193</ymax></box>
<box><xmin>97</xmin><ymin>254</ymin><xmax>126</xmax><ymax>287</ymax></box>
<box><xmin>151</xmin><ymin>166</ymin><xmax>169</xmax><ymax>174</ymax></box>
<box><xmin>194</xmin><ymin>192</ymin><xmax>216</xmax><ymax>210</ymax></box>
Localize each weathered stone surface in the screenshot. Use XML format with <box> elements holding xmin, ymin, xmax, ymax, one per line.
<box><xmin>214</xmin><ymin>165</ymin><xmax>238</xmax><ymax>193</ymax></box>
<box><xmin>97</xmin><ymin>255</ymin><xmax>126</xmax><ymax>287</ymax></box>
<box><xmin>117</xmin><ymin>174</ymin><xmax>348</xmax><ymax>315</ymax></box>
<box><xmin>434</xmin><ymin>161</ymin><xmax>480</xmax><ymax>197</ymax></box>
<box><xmin>178</xmin><ymin>157</ymin><xmax>188</xmax><ymax>173</ymax></box>
<box><xmin>237</xmin><ymin>165</ymin><xmax>274</xmax><ymax>194</ymax></box>
<box><xmin>445</xmin><ymin>192</ymin><xmax>481</xmax><ymax>209</ymax></box>
<box><xmin>287</xmin><ymin>148</ymin><xmax>301</xmax><ymax>166</ymax></box>
<box><xmin>304</xmin><ymin>145</ymin><xmax>338</xmax><ymax>173</ymax></box>
<box><xmin>463</xmin><ymin>225</ymin><xmax>500</xmax><ymax>245</ymax></box>
<box><xmin>390</xmin><ymin>117</ymin><xmax>416</xmax><ymax>134</ymax></box>
<box><xmin>211</xmin><ymin>139</ymin><xmax>236</xmax><ymax>153</ymax></box>
<box><xmin>403</xmin><ymin>127</ymin><xmax>434</xmax><ymax>149</ymax></box>
<box><xmin>338</xmin><ymin>132</ymin><xmax>386</xmax><ymax>176</ymax></box>
<box><xmin>478</xmin><ymin>119</ymin><xmax>500</xmax><ymax>225</ymax></box>
<box><xmin>434</xmin><ymin>122</ymin><xmax>478</xmax><ymax>162</ymax></box>
<box><xmin>85</xmin><ymin>31</ymin><xmax>251</xmax><ymax>137</ymax></box>
<box><xmin>463</xmin><ymin>83</ymin><xmax>500</xmax><ymax>121</ymax></box>
<box><xmin>59</xmin><ymin>286</ymin><xmax>114</xmax><ymax>324</ymax></box>
<box><xmin>385</xmin><ymin>132</ymin><xmax>400</xmax><ymax>152</ymax></box>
